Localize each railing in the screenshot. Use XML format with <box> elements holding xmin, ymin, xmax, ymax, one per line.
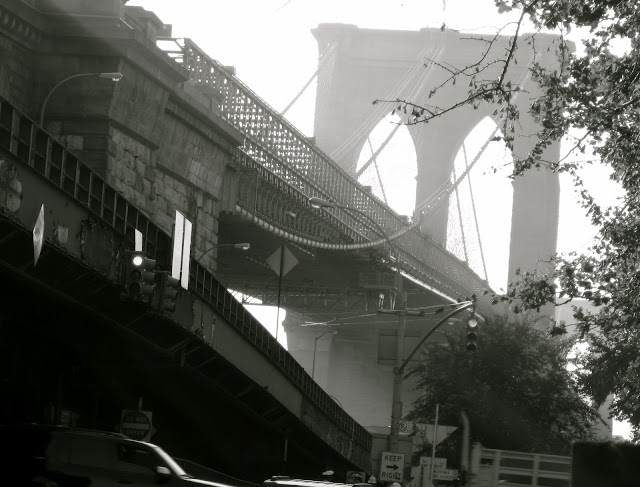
<box><xmin>471</xmin><ymin>445</ymin><xmax>571</xmax><ymax>487</ymax></box>
<box><xmin>161</xmin><ymin>38</ymin><xmax>494</xmax><ymax>313</ymax></box>
<box><xmin>0</xmin><ymin>95</ymin><xmax>372</xmax><ymax>451</ymax></box>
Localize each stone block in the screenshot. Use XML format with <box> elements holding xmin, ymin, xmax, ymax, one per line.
<box><xmin>83</xmin><ymin>135</ymin><xmax>110</xmax><ymax>151</ymax></box>
<box><xmin>155</xmin><ymin>195</ymin><xmax>168</xmax><ymax>215</ymax></box>
<box><xmin>59</xmin><ymin>135</ymin><xmax>84</xmax><ymax>151</ymax></box>
<box><xmin>203</xmin><ymin>197</ymin><xmax>212</xmax><ymax>215</ymax></box>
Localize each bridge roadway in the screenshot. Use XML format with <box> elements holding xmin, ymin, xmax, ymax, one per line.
<box><xmin>166</xmin><ymin>37</ymin><xmax>494</xmax><ymax>317</ymax></box>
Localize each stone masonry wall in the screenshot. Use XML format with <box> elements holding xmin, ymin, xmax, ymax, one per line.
<box><xmin>0</xmin><ymin>2</ymin><xmax>41</xmax><ymax>115</ymax></box>
<box><xmin>24</xmin><ymin>8</ymin><xmax>242</xmax><ymax>272</ymax></box>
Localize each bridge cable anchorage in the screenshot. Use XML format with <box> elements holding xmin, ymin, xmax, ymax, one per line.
<box><xmin>331</xmin><ymin>45</ymin><xmax>444</xmax><ymax>163</ymax></box>
<box><xmin>281</xmin><ymin>42</ymin><xmax>337</xmax><ymax>117</ymax></box>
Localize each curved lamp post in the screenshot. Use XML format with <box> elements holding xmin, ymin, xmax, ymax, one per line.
<box><xmin>312</xmin><ymin>329</ymin><xmax>337</xmax><ymax>379</ymax></box>
<box><xmin>197</xmin><ymin>242</ymin><xmax>250</xmax><ymax>261</ymax></box>
<box><xmin>40</xmin><ymin>72</ymin><xmax>124</xmax><ymax>126</ymax></box>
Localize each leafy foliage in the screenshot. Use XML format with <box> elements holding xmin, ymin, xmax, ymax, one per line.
<box><xmin>384</xmin><ymin>0</ymin><xmax>640</xmax><ymax>439</ymax></box>
<box><xmin>406</xmin><ymin>317</ymin><xmax>597</xmax><ymax>456</ymax></box>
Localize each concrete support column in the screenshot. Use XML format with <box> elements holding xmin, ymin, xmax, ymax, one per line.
<box><xmin>508</xmin><ymin>136</ymin><xmax>560</xmax><ymax>282</ymax></box>
<box><xmin>282</xmin><ymin>312</ymin><xmax>318</xmax><ymax>376</ymax></box>
<box><xmin>507</xmin><ymin>133</ymin><xmax>560</xmax><ymax>323</ymax></box>
<box><xmin>412</xmin><ymin>117</ymin><xmax>465</xmax><ymax>246</ymax></box>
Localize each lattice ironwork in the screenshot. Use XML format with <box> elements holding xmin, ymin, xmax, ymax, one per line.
<box><xmin>159</xmin><ymin>38</ymin><xmax>492</xmax><ymax>311</ymax></box>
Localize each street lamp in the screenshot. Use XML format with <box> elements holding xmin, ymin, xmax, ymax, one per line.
<box><xmin>197</xmin><ymin>242</ymin><xmax>250</xmax><ymax>261</ymax></box>
<box><xmin>312</xmin><ymin>329</ymin><xmax>337</xmax><ymax>379</ymax></box>
<box><xmin>40</xmin><ymin>72</ymin><xmax>124</xmax><ymax>126</ymax></box>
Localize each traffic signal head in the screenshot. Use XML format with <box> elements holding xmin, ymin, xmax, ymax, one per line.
<box><xmin>123</xmin><ymin>251</ymin><xmax>156</xmax><ymax>303</ymax></box>
<box><xmin>466</xmin><ymin>318</ymin><xmax>479</xmax><ymax>352</ymax></box>
<box><xmin>159</xmin><ymin>273</ymin><xmax>180</xmax><ymax>312</ymax></box>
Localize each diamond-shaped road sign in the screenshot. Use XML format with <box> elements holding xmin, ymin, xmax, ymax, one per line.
<box><xmin>267</xmin><ymin>245</ymin><xmax>299</xmax><ymax>278</ymax></box>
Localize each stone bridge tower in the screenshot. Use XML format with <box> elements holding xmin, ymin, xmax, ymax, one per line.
<box><xmin>284</xmin><ymin>25</ymin><xmax>567</xmax><ymax>435</ymax></box>
<box><xmin>312</xmin><ymin>24</ymin><xmax>564</xmax><ymax>285</ymax></box>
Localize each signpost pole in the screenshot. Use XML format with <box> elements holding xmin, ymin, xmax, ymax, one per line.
<box><xmin>275</xmin><ymin>244</ymin><xmax>285</xmax><ymax>341</ymax></box>
<box><xmin>430</xmin><ymin>404</ymin><xmax>439</xmax><ymax>483</ymax></box>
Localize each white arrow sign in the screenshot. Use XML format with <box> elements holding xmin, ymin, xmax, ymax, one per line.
<box><xmin>380</xmin><ymin>451</ymin><xmax>404</xmax><ymax>482</ymax></box>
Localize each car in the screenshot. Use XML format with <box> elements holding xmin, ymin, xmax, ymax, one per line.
<box><xmin>0</xmin><ymin>424</ymin><xmax>236</xmax><ymax>487</ymax></box>
<box><xmin>262</xmin><ymin>476</ymin><xmax>373</xmax><ymax>487</ymax></box>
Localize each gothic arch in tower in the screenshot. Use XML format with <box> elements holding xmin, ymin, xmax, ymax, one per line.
<box><xmin>312</xmin><ymin>23</ymin><xmax>565</xmax><ymax>283</ymax></box>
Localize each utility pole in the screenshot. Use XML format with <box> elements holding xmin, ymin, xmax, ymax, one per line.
<box><xmin>390</xmin><ymin>287</ymin><xmax>406</xmax><ymax>453</ymax></box>
<box><xmin>380</xmin><ymin>299</ymin><xmax>477</xmax><ymax>454</ymax></box>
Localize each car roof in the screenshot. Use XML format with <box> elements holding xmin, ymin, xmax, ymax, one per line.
<box><xmin>1</xmin><ymin>423</ymin><xmax>128</xmax><ymax>440</ymax></box>
<box><xmin>263</xmin><ymin>477</ymin><xmax>368</xmax><ymax>487</ymax></box>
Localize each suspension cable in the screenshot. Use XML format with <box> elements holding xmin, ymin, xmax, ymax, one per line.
<box><xmin>281</xmin><ymin>43</ymin><xmax>337</xmax><ymax>116</ymax></box>
<box><xmin>330</xmin><ymin>45</ymin><xmax>439</xmax><ymax>162</ymax></box>
<box><xmin>367</xmin><ymin>137</ymin><xmax>389</xmax><ymax>205</ymax></box>
<box><xmin>452</xmin><ymin>163</ymin><xmax>469</xmax><ymax>262</ymax></box>
<box><xmin>462</xmin><ymin>142</ymin><xmax>489</xmax><ymax>281</ymax></box>
<box><xmin>356</xmin><ymin>122</ymin><xmax>402</xmax><ymax>178</ymax></box>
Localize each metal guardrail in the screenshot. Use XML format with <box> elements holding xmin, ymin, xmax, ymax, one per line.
<box><xmin>471</xmin><ymin>445</ymin><xmax>571</xmax><ymax>487</ymax></box>
<box><xmin>161</xmin><ymin>38</ymin><xmax>494</xmax><ymax>314</ymax></box>
<box><xmin>0</xmin><ymin>95</ymin><xmax>372</xmax><ymax>450</ymax></box>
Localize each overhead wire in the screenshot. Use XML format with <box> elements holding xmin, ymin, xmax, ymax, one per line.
<box><xmin>344</xmin><ymin>45</ymin><xmax>446</xmax><ymax>174</ymax></box>
<box><xmin>329</xmin><ymin>44</ymin><xmax>440</xmax><ymax>163</ymax></box>
<box><xmin>282</xmin><ymin>42</ymin><xmax>337</xmax><ymax>116</ymax></box>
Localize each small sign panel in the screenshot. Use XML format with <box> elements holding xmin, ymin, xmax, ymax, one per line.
<box><xmin>33</xmin><ymin>204</ymin><xmax>44</xmax><ymax>266</ymax></box>
<box><xmin>135</xmin><ymin>229</ymin><xmax>143</xmax><ymax>251</ymax></box>
<box><xmin>419</xmin><ymin>457</ymin><xmax>447</xmax><ymax>469</ymax></box>
<box><xmin>380</xmin><ymin>451</ymin><xmax>404</xmax><ymax>482</ymax></box>
<box><xmin>432</xmin><ymin>468</ymin><xmax>458</xmax><ymax>481</ymax></box>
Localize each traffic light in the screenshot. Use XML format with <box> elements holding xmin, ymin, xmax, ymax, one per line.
<box><xmin>155</xmin><ymin>272</ymin><xmax>180</xmax><ymax>312</ymax></box>
<box><xmin>466</xmin><ymin>317</ymin><xmax>479</xmax><ymax>352</ymax></box>
<box><xmin>122</xmin><ymin>251</ymin><xmax>156</xmax><ymax>303</ymax></box>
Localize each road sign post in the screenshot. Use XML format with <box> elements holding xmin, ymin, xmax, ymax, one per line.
<box><xmin>380</xmin><ymin>451</ymin><xmax>405</xmax><ymax>483</ymax></box>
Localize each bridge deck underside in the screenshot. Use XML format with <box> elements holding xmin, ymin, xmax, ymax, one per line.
<box><xmin>217</xmin><ymin>212</ymin><xmax>450</xmax><ymax>318</ymax></box>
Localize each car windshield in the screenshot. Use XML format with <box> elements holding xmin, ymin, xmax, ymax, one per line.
<box><xmin>151</xmin><ymin>444</ymin><xmax>191</xmax><ymax>478</ymax></box>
